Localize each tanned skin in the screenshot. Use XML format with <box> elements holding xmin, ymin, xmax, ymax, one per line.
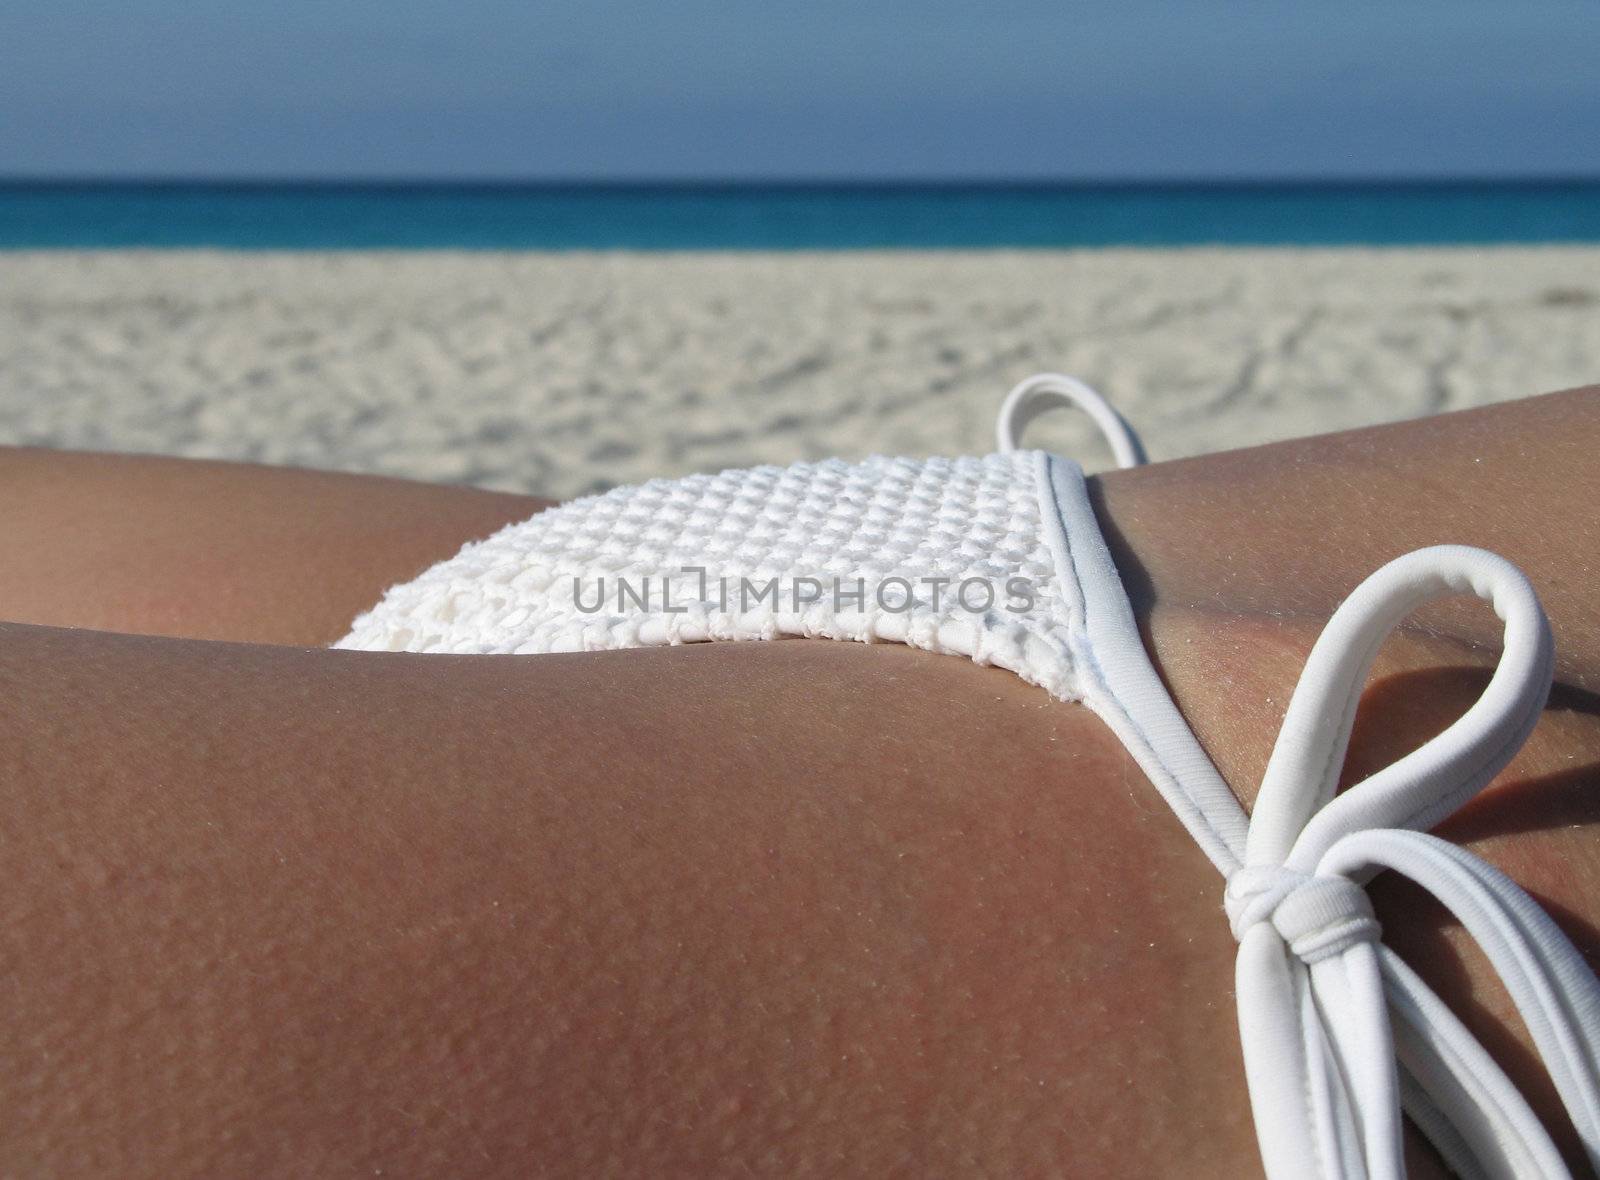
<box><xmin>1</xmin><ymin>387</ymin><xmax>1597</xmax><ymax>1178</ymax></box>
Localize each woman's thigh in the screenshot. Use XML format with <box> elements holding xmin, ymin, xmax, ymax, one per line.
<box><xmin>0</xmin><ymin>626</ymin><xmax>1254</xmax><ymax>1178</ymax></box>
<box><xmin>0</xmin><ymin>447</ymin><xmax>550</xmax><ymax>645</ymax></box>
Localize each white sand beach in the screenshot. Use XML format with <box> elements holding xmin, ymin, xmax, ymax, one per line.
<box><xmin>1</xmin><ymin>248</ymin><xmax>1597</xmax><ymax>498</ymax></box>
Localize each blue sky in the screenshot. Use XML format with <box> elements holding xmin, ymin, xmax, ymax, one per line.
<box><xmin>2</xmin><ymin>0</ymin><xmax>1597</xmax><ymax>181</ymax></box>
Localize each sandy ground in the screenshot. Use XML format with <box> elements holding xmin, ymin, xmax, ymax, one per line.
<box><xmin>1</xmin><ymin>248</ymin><xmax>1597</xmax><ymax>498</ymax></box>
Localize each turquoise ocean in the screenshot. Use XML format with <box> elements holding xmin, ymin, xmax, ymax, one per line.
<box><xmin>3</xmin><ymin>182</ymin><xmax>1599</xmax><ymax>249</ymax></box>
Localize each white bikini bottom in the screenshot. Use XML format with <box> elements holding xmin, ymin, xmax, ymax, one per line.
<box><xmin>337</xmin><ymin>374</ymin><xmax>1600</xmax><ymax>1180</ymax></box>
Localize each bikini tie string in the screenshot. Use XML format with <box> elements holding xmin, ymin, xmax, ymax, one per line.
<box><xmin>994</xmin><ymin>372</ymin><xmax>1147</xmax><ymax>467</ymax></box>
<box><xmin>1224</xmin><ymin>865</ymin><xmax>1380</xmax><ymax>965</ymax></box>
<box><xmin>1226</xmin><ymin>545</ymin><xmax>1600</xmax><ymax>1180</ymax></box>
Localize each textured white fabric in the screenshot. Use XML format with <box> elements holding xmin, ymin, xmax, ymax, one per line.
<box><xmin>336</xmin><ymin>374</ymin><xmax>1600</xmax><ymax>1180</ymax></box>
<box><xmin>337</xmin><ymin>448</ymin><xmax>1090</xmax><ymax>696</ymax></box>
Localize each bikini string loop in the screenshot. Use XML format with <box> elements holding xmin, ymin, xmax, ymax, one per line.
<box><xmin>1227</xmin><ymin>545</ymin><xmax>1600</xmax><ymax>1180</ymax></box>
<box><xmin>995</xmin><ymin>373</ymin><xmax>1147</xmax><ymax>467</ymax></box>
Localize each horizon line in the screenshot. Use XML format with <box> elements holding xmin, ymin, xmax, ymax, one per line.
<box><xmin>6</xmin><ymin>174</ymin><xmax>1600</xmax><ymax>193</ymax></box>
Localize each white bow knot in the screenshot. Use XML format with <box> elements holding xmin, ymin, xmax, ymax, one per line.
<box><xmin>994</xmin><ymin>379</ymin><xmax>1598</xmax><ymax>1177</ymax></box>
<box><xmin>1225</xmin><ymin>865</ymin><xmax>1380</xmax><ymax>965</ymax></box>
<box><xmin>1226</xmin><ymin>545</ymin><xmax>1600</xmax><ymax>1180</ymax></box>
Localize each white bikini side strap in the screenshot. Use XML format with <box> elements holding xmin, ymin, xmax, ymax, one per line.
<box><xmin>995</xmin><ymin>373</ymin><xmax>1147</xmax><ymax>468</ymax></box>
<box><xmin>1013</xmin><ymin>378</ymin><xmax>1596</xmax><ymax>1176</ymax></box>
<box><xmin>1225</xmin><ymin>545</ymin><xmax>1600</xmax><ymax>1179</ymax></box>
